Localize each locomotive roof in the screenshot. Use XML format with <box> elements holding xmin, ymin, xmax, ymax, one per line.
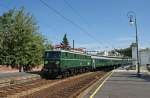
<box><xmin>45</xmin><ymin>50</ymin><xmax>91</xmax><ymax>56</ymax></box>
<box><xmin>91</xmin><ymin>55</ymin><xmax>132</xmax><ymax>60</ymax></box>
<box><xmin>91</xmin><ymin>54</ymin><xmax>131</xmax><ymax>59</ymax></box>
<box><xmin>91</xmin><ymin>56</ymin><xmax>123</xmax><ymax>60</ymax></box>
<box><xmin>45</xmin><ymin>50</ymin><xmax>132</xmax><ymax>60</ymax></box>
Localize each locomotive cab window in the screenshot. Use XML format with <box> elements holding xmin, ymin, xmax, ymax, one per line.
<box><xmin>45</xmin><ymin>51</ymin><xmax>60</xmax><ymax>58</ymax></box>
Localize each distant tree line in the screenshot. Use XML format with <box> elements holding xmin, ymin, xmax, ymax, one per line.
<box><xmin>0</xmin><ymin>7</ymin><xmax>52</xmax><ymax>72</ymax></box>
<box><xmin>97</xmin><ymin>44</ymin><xmax>132</xmax><ymax>57</ymax></box>
<box><xmin>114</xmin><ymin>45</ymin><xmax>132</xmax><ymax>57</ymax></box>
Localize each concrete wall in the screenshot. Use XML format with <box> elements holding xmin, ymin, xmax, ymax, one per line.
<box><xmin>139</xmin><ymin>50</ymin><xmax>150</xmax><ymax>65</ymax></box>
<box><xmin>132</xmin><ymin>46</ymin><xmax>137</xmax><ymax>65</ymax></box>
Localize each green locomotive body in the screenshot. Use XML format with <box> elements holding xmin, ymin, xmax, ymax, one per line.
<box><xmin>42</xmin><ymin>50</ymin><xmax>92</xmax><ymax>78</ymax></box>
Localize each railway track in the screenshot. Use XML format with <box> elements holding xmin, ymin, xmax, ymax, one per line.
<box><xmin>0</xmin><ymin>78</ymin><xmax>56</xmax><ymax>98</ymax></box>
<box><xmin>22</xmin><ymin>71</ymin><xmax>107</xmax><ymax>98</ymax></box>
<box><xmin>0</xmin><ymin>71</ymin><xmax>108</xmax><ymax>98</ymax></box>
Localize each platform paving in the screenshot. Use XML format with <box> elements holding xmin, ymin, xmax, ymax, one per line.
<box><xmin>84</xmin><ymin>70</ymin><xmax>150</xmax><ymax>98</ymax></box>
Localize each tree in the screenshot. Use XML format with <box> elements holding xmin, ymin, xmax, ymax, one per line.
<box><xmin>115</xmin><ymin>45</ymin><xmax>132</xmax><ymax>57</ymax></box>
<box><xmin>44</xmin><ymin>40</ymin><xmax>54</xmax><ymax>50</ymax></box>
<box><xmin>0</xmin><ymin>7</ymin><xmax>46</xmax><ymax>72</ymax></box>
<box><xmin>61</xmin><ymin>33</ymin><xmax>70</xmax><ymax>50</ymax></box>
<box><xmin>0</xmin><ymin>9</ymin><xmax>16</xmax><ymax>65</ymax></box>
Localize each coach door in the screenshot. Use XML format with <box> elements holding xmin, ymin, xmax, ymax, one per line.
<box><xmin>92</xmin><ymin>59</ymin><xmax>96</xmax><ymax>69</ymax></box>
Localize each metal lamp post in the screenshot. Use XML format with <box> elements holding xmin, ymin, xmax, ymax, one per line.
<box><xmin>127</xmin><ymin>11</ymin><xmax>140</xmax><ymax>76</ymax></box>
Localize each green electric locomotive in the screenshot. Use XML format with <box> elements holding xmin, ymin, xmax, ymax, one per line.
<box><xmin>42</xmin><ymin>50</ymin><xmax>92</xmax><ymax>78</ymax></box>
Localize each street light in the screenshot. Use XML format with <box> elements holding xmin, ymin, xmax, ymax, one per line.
<box><xmin>127</xmin><ymin>11</ymin><xmax>140</xmax><ymax>76</ymax></box>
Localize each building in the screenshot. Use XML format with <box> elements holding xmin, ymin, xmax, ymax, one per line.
<box><xmin>131</xmin><ymin>43</ymin><xmax>138</xmax><ymax>66</ymax></box>
<box><xmin>132</xmin><ymin>42</ymin><xmax>150</xmax><ymax>66</ymax></box>
<box><xmin>139</xmin><ymin>48</ymin><xmax>150</xmax><ymax>66</ymax></box>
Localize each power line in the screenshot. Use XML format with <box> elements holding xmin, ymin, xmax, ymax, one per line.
<box><xmin>39</xmin><ymin>0</ymin><xmax>104</xmax><ymax>46</ymax></box>
<box><xmin>63</xmin><ymin>0</ymin><xmax>90</xmax><ymax>27</ymax></box>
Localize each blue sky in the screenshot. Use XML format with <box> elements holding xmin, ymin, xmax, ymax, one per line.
<box><xmin>0</xmin><ymin>0</ymin><xmax>150</xmax><ymax>51</ymax></box>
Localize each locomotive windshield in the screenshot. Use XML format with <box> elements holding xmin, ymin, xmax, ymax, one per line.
<box><xmin>45</xmin><ymin>51</ymin><xmax>60</xmax><ymax>59</ymax></box>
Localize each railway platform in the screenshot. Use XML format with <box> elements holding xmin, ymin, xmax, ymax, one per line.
<box><xmin>82</xmin><ymin>70</ymin><xmax>150</xmax><ymax>98</ymax></box>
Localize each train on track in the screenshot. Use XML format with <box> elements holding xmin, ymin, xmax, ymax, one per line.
<box><xmin>42</xmin><ymin>50</ymin><xmax>132</xmax><ymax>78</ymax></box>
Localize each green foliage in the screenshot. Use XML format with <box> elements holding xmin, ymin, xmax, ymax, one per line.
<box><xmin>44</xmin><ymin>40</ymin><xmax>53</xmax><ymax>50</ymax></box>
<box><xmin>61</xmin><ymin>33</ymin><xmax>70</xmax><ymax>50</ymax></box>
<box><xmin>0</xmin><ymin>7</ymin><xmax>47</xmax><ymax>71</ymax></box>
<box><xmin>115</xmin><ymin>46</ymin><xmax>132</xmax><ymax>57</ymax></box>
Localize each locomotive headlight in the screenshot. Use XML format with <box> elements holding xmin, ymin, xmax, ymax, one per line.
<box><xmin>56</xmin><ymin>61</ymin><xmax>60</xmax><ymax>65</ymax></box>
<box><xmin>44</xmin><ymin>61</ymin><xmax>48</xmax><ymax>64</ymax></box>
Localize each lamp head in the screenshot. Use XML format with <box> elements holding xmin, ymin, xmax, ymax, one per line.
<box><xmin>129</xmin><ymin>15</ymin><xmax>134</xmax><ymax>25</ymax></box>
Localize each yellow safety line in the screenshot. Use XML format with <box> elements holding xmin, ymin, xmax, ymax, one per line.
<box><xmin>90</xmin><ymin>71</ymin><xmax>113</xmax><ymax>98</ymax></box>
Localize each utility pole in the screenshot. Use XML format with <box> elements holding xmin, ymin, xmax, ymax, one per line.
<box><xmin>73</xmin><ymin>40</ymin><xmax>74</xmax><ymax>49</ymax></box>
<box><xmin>127</xmin><ymin>11</ymin><xmax>140</xmax><ymax>76</ymax></box>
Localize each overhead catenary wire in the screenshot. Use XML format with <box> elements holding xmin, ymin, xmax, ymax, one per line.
<box><xmin>63</xmin><ymin>0</ymin><xmax>90</xmax><ymax>27</ymax></box>
<box><xmin>39</xmin><ymin>0</ymin><xmax>105</xmax><ymax>47</ymax></box>
<box><xmin>39</xmin><ymin>0</ymin><xmax>114</xmax><ymax>51</ymax></box>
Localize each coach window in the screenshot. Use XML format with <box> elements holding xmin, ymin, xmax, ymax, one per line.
<box><xmin>74</xmin><ymin>54</ymin><xmax>76</xmax><ymax>59</ymax></box>
<box><xmin>77</xmin><ymin>55</ymin><xmax>79</xmax><ymax>59</ymax></box>
<box><xmin>65</xmin><ymin>52</ymin><xmax>68</xmax><ymax>58</ymax></box>
<box><xmin>70</xmin><ymin>53</ymin><xmax>72</xmax><ymax>58</ymax></box>
<box><xmin>82</xmin><ymin>55</ymin><xmax>84</xmax><ymax>59</ymax></box>
<box><xmin>72</xmin><ymin>53</ymin><xmax>74</xmax><ymax>58</ymax></box>
<box><xmin>70</xmin><ymin>53</ymin><xmax>73</xmax><ymax>58</ymax></box>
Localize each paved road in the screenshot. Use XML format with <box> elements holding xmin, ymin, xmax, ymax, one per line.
<box><xmin>84</xmin><ymin>71</ymin><xmax>150</xmax><ymax>98</ymax></box>
<box><xmin>0</xmin><ymin>72</ymin><xmax>40</xmax><ymax>79</ymax></box>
